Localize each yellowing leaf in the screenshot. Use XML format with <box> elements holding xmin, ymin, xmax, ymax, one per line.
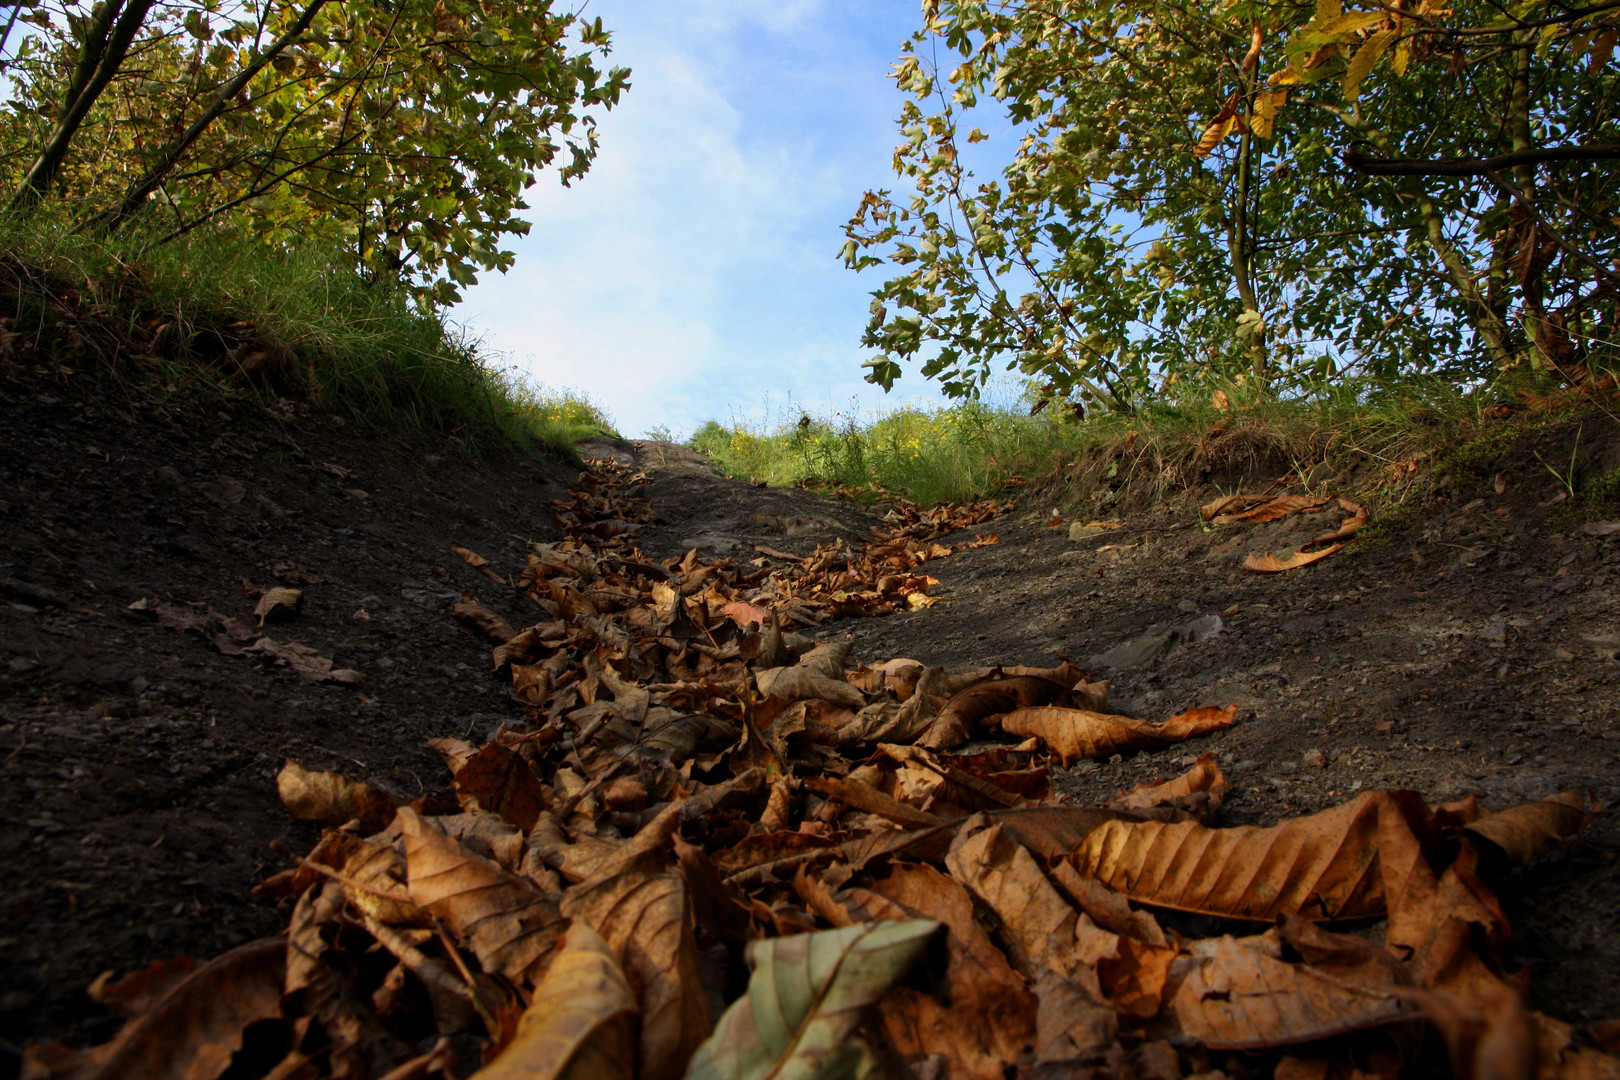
<box><xmin>1244</xmin><ymin>544</ymin><xmax>1347</xmax><ymax>572</ymax></box>
<box><xmin>1343</xmin><ymin>29</ymin><xmax>1397</xmax><ymax>100</ymax></box>
<box><xmin>684</xmin><ymin>920</ymin><xmax>941</xmax><ymax>1080</ymax></box>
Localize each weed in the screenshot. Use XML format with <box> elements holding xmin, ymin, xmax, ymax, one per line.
<box><xmin>1532</xmin><ymin>424</ymin><xmax>1582</xmax><ymax>502</ymax></box>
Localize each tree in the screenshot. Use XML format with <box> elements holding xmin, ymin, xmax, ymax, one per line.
<box><xmin>846</xmin><ymin>0</ymin><xmax>1617</xmax><ymax>411</ymax></box>
<box><xmin>2</xmin><ymin>0</ymin><xmax>630</xmax><ymax>303</ymax></box>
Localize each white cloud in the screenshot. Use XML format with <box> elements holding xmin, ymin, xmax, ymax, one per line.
<box><xmin>458</xmin><ymin>0</ymin><xmax>942</xmax><ymax>439</ymax></box>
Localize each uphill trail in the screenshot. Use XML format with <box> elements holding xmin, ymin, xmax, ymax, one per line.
<box><xmin>1</xmin><ymin>379</ymin><xmax>1618</xmax><ymax>1078</ymax></box>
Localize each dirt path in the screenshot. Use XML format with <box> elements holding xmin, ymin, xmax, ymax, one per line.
<box><xmin>2</xmin><ymin>383</ymin><xmax>1617</xmax><ymax>1070</ymax></box>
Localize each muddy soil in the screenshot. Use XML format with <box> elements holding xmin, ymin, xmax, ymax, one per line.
<box><xmin>2</xmin><ymin>376</ymin><xmax>1618</xmax><ymax>1074</ymax></box>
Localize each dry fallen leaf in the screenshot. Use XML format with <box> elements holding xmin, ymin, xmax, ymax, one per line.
<box><xmin>22</xmin><ymin>939</ymin><xmax>285</xmax><ymax>1080</ymax></box>
<box><xmin>1069</xmin><ymin>789</ymin><xmax>1433</xmax><ymax>921</ymax></box>
<box><xmin>252</xmin><ymin>586</ymin><xmax>302</xmax><ymax>625</ymax></box>
<box><xmin>277</xmin><ymin>759</ymin><xmax>396</xmax><ymax>829</ymax></box>
<box><xmin>684</xmin><ymin>920</ymin><xmax>941</xmax><ymax>1080</ymax></box>
<box><xmin>562</xmin><ymin>863</ymin><xmax>710</xmax><ymax>1080</ymax></box>
<box><xmin>400</xmin><ymin>807</ymin><xmax>567</xmax><ymax>985</ymax></box>
<box><xmin>1159</xmin><ymin>919</ymin><xmax>1416</xmax><ymax>1049</ymax></box>
<box><xmin>1001</xmin><ymin>704</ymin><xmax>1237</xmax><ymax>765</ymax></box>
<box><xmin>471</xmin><ymin>921</ymin><xmax>638</xmax><ymax>1080</ymax></box>
<box><xmin>1104</xmin><ymin>752</ymin><xmax>1228</xmax><ymax>823</ymax></box>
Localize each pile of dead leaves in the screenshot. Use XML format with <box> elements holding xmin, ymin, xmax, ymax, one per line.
<box><xmin>26</xmin><ymin>460</ymin><xmax>1615</xmax><ymax>1080</ymax></box>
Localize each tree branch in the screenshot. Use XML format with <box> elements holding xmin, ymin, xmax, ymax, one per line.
<box><xmin>1343</xmin><ymin>141</ymin><xmax>1620</xmax><ymax>176</ymax></box>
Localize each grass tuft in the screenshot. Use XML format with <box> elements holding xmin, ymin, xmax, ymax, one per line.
<box><xmin>0</xmin><ymin>208</ymin><xmax>613</xmax><ymax>455</ymax></box>
<box><xmin>687</xmin><ymin>378</ymin><xmax>1606</xmax><ymax>515</ymax></box>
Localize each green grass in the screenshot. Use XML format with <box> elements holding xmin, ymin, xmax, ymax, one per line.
<box><xmin>687</xmin><ymin>376</ymin><xmax>1575</xmax><ymax>510</ymax></box>
<box><xmin>0</xmin><ymin>208</ymin><xmax>614</xmax><ymax>455</ymax></box>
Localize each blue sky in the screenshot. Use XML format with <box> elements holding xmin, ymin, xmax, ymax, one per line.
<box><xmin>457</xmin><ymin>0</ymin><xmax>957</xmax><ymax>440</ymax></box>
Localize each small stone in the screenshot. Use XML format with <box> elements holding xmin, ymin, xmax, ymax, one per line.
<box><xmin>603</xmin><ymin>776</ymin><xmax>649</xmax><ymax>812</ymax></box>
<box><xmin>1177</xmin><ymin>599</ymin><xmax>1198</xmax><ymax>614</ymax></box>
<box><xmin>1233</xmin><ymin>759</ymin><xmax>1261</xmax><ymax>774</ymax></box>
<box><xmin>1278</xmin><ymin>760</ymin><xmax>1298</xmax><ymax>773</ymax></box>
<box><xmin>1302</xmin><ymin>748</ymin><xmax>1327</xmax><ymax>768</ymax></box>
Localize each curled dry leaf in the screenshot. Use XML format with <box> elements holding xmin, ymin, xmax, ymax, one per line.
<box><xmin>277</xmin><ymin>759</ymin><xmax>396</xmax><ymax>829</ymax></box>
<box><xmin>253</xmin><ymin>586</ymin><xmax>302</xmax><ymax>625</ymax></box>
<box><xmin>1245</xmin><ymin>544</ymin><xmax>1347</xmax><ymax>573</ymax></box>
<box><xmin>1001</xmin><ymin>704</ymin><xmax>1237</xmax><ymax>765</ymax></box>
<box><xmin>1463</xmin><ymin>790</ymin><xmax>1598</xmax><ymax>865</ymax></box>
<box><xmin>684</xmin><ymin>919</ymin><xmax>941</xmax><ymax>1080</ymax></box>
<box><xmin>471</xmin><ymin>921</ymin><xmax>638</xmax><ymax>1080</ymax></box>
<box><xmin>453</xmin><ymin>597</ymin><xmax>519</xmax><ymax>645</ymax></box>
<box><xmin>22</xmin><ymin>938</ymin><xmax>285</xmax><ymax>1080</ymax></box>
<box><xmin>924</xmin><ymin>675</ymin><xmax>1075</xmax><ymax>750</ymax></box>
<box><xmin>1105</xmin><ymin>753</ymin><xmax>1228</xmax><ymax>823</ymax></box>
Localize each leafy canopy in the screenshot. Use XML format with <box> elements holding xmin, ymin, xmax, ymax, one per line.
<box><xmin>845</xmin><ymin>0</ymin><xmax>1618</xmax><ymax>411</ymax></box>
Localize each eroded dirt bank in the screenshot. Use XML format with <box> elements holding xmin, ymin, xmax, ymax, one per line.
<box><xmin>2</xmin><ymin>382</ymin><xmax>1618</xmax><ymax>1071</ymax></box>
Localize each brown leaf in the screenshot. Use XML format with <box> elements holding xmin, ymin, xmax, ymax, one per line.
<box><xmin>755</xmin><ymin>664</ymin><xmax>867</xmax><ymax>708</ymax></box>
<box><xmin>246</xmin><ymin>637</ymin><xmax>362</xmax><ymax>683</ymax></box>
<box><xmin>1245</xmin><ymin>543</ymin><xmax>1348</xmax><ymax>573</ymax></box>
<box><xmin>253</xmin><ymin>586</ymin><xmax>302</xmax><ymax>626</ymax></box>
<box><xmin>400</xmin><ymin>807</ymin><xmax>567</xmax><ymax>986</ymax></box>
<box><xmin>1463</xmin><ymin>790</ymin><xmax>1597</xmax><ymax>865</ymax></box>
<box><xmin>1158</xmin><ymin>920</ymin><xmax>1416</xmax><ymax>1049</ymax></box>
<box><xmin>1201</xmin><ymin>494</ymin><xmax>1270</xmax><ymax>520</ymax></box>
<box><xmin>470</xmin><ymin>921</ymin><xmax>637</xmax><ymax>1080</ymax></box>
<box><xmin>1049</xmin><ymin>861</ymin><xmax>1166</xmax><ymax>946</ymax></box>
<box><xmin>561</xmin><ymin>865</ymin><xmax>710</xmax><ymax>1080</ymax></box>
<box><xmin>877</xmin><ymin>742</ymin><xmax>1031</xmax><ymax>812</ymax></box>
<box><xmin>1001</xmin><ymin>704</ymin><xmax>1237</xmax><ymax>766</ymax></box>
<box><xmin>1401</xmin><ymin>981</ymin><xmax>1539</xmax><ymax>1080</ymax></box>
<box><xmin>944</xmin><ymin>819</ymin><xmax>1091</xmax><ymax>981</ymax></box>
<box><xmin>277</xmin><ymin>760</ymin><xmax>396</xmax><ymax>829</ymax></box>
<box><xmin>449</xmin><ymin>743</ymin><xmax>547</xmax><ymax>831</ymax></box>
<box><xmin>1104</xmin><ymin>753</ymin><xmax>1228</xmax><ymax>823</ymax></box>
<box><xmin>844</xmin><ymin>863</ymin><xmax>1037</xmax><ymax>1080</ymax></box>
<box><xmin>924</xmin><ymin>675</ymin><xmax>1075</xmax><ymax>750</ymax></box>
<box><xmin>454</xmin><ymin>597</ymin><xmax>518</xmax><ymax>644</ymax></box>
<box><xmin>1210</xmin><ymin>494</ymin><xmax>1331</xmax><ymax>524</ymax></box>
<box><xmin>22</xmin><ymin>939</ymin><xmax>284</xmax><ymax>1080</ymax></box>
<box><xmin>1069</xmin><ymin>789</ymin><xmax>1436</xmax><ymax>922</ymax></box>
<box><xmin>804</xmin><ymin>774</ymin><xmax>943</xmax><ymax>828</ymax></box>
<box><xmin>836</xmin><ymin>666</ymin><xmax>946</xmax><ymax>745</ymax></box>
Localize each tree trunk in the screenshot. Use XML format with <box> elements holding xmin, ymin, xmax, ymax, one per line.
<box><xmin>1227</xmin><ymin>123</ymin><xmax>1268</xmax><ymax>389</ymax></box>
<box><xmin>9</xmin><ymin>0</ymin><xmax>156</xmax><ymax>213</ymax></box>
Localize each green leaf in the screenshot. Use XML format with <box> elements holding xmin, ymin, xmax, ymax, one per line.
<box><xmin>683</xmin><ymin>920</ymin><xmax>940</xmax><ymax>1080</ymax></box>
